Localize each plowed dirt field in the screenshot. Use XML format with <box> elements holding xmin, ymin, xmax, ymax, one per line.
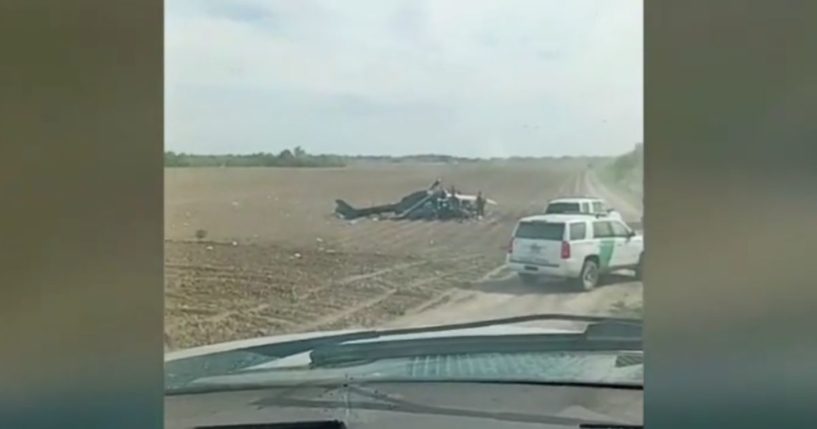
<box><xmin>165</xmin><ymin>161</ymin><xmax>640</xmax><ymax>349</ymax></box>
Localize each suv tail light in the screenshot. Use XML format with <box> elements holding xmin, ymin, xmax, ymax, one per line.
<box><xmin>561</xmin><ymin>241</ymin><xmax>571</xmax><ymax>259</ymax></box>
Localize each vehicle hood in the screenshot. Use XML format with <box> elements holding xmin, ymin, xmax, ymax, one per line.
<box><xmin>165</xmin><ymin>328</ymin><xmax>360</xmax><ymax>362</ymax></box>
<box><xmin>165</xmin><ymin>323</ymin><xmax>582</xmax><ymax>366</ymax></box>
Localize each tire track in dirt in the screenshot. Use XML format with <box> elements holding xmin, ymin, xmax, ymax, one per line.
<box><xmin>338</xmin><ymin>213</ymin><xmax>509</xmax><ymax>262</ymax></box>
<box><xmin>332</xmin><ymin>219</ymin><xmax>407</xmax><ymax>250</ymax></box>
<box><xmin>394</xmin><ymin>263</ymin><xmax>515</xmax><ymax>321</ymax></box>
<box><xmin>376</xmin><ymin>220</ymin><xmax>442</xmax><ymax>254</ymax></box>
<box><xmin>468</xmin><ymin>217</ymin><xmax>513</xmax><ymax>260</ymax></box>
<box><xmin>332</xmin><ymin>217</ymin><xmax>443</xmax><ymax>255</ymax></box>
<box><xmin>438</xmin><ymin>218</ymin><xmax>511</xmax><ymax>258</ymax></box>
<box><xmin>311</xmin><ymin>259</ymin><xmax>492</xmax><ymax>331</ymax></box>
<box><xmin>181</xmin><ymin>253</ymin><xmax>485</xmax><ymax>331</ymax></box>
<box><xmin>347</xmin><ymin>218</ymin><xmax>473</xmax><ymax>258</ymax></box>
<box><xmin>165</xmin><ymin>268</ymin><xmax>298</xmax><ymax>292</ymax></box>
<box><xmin>170</xmin><ymin>259</ymin><xmax>434</xmax><ymax>327</ymax></box>
<box><xmin>301</xmin><ymin>289</ymin><xmax>402</xmax><ymax>332</ymax></box>
<box><xmin>389</xmin><ymin>272</ymin><xmax>643</xmax><ymax>329</ymax></box>
<box><xmin>298</xmin><ymin>264</ymin><xmax>483</xmax><ymax>330</ymax></box>
<box><xmin>334</xmin><ymin>259</ymin><xmax>432</xmax><ymax>285</ymax></box>
<box><xmin>197</xmin><ymin>306</ymin><xmax>297</xmax><ymax>328</ymax></box>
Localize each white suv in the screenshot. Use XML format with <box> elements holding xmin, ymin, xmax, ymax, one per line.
<box><xmin>506</xmin><ymin>214</ymin><xmax>644</xmax><ymax>290</ymax></box>
<box><xmin>544</xmin><ymin>197</ymin><xmax>624</xmax><ymax>222</ymax></box>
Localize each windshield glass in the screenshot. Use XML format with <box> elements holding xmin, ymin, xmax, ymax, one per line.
<box><xmin>515</xmin><ymin>221</ymin><xmax>565</xmax><ymax>240</ymax></box>
<box><xmin>164</xmin><ymin>0</ymin><xmax>644</xmax><ymax>395</ymax></box>
<box><xmin>545</xmin><ymin>202</ymin><xmax>582</xmax><ymax>214</ymax></box>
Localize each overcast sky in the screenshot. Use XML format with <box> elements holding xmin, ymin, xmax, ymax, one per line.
<box><xmin>166</xmin><ymin>0</ymin><xmax>642</xmax><ymax>157</ymax></box>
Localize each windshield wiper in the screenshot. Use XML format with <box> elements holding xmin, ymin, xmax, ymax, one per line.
<box><xmin>309</xmin><ymin>319</ymin><xmax>641</xmax><ymax>368</ymax></box>
<box><xmin>386</xmin><ymin>313</ymin><xmax>642</xmax><ymax>335</ymax></box>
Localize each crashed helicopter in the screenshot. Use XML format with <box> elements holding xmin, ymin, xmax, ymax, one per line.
<box><xmin>334</xmin><ymin>180</ymin><xmax>497</xmax><ymax>221</ymax></box>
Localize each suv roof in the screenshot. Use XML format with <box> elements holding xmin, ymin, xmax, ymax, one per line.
<box><xmin>547</xmin><ymin>197</ymin><xmax>604</xmax><ymax>204</ymax></box>
<box><xmin>518</xmin><ymin>213</ymin><xmax>599</xmax><ymax>223</ymax></box>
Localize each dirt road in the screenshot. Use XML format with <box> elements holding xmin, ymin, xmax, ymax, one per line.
<box><xmin>388</xmin><ymin>271</ymin><xmax>643</xmax><ymax>329</ymax></box>
<box><xmin>388</xmin><ymin>169</ymin><xmax>644</xmax><ymax>329</ymax></box>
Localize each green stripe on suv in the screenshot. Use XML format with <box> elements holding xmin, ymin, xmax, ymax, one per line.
<box><xmin>599</xmin><ymin>240</ymin><xmax>615</xmax><ymax>268</ymax></box>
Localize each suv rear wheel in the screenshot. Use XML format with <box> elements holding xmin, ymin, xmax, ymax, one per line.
<box><xmin>576</xmin><ymin>259</ymin><xmax>599</xmax><ymax>291</ymax></box>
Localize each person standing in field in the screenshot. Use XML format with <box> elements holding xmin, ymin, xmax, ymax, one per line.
<box><xmin>476</xmin><ymin>191</ymin><xmax>486</xmax><ymax>218</ymax></box>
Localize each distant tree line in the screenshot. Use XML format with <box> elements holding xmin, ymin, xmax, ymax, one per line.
<box><xmin>344</xmin><ymin>154</ymin><xmax>481</xmax><ymax>164</ymax></box>
<box><xmin>164</xmin><ymin>146</ymin><xmax>346</xmax><ymax>167</ymax></box>
<box><xmin>164</xmin><ymin>150</ymin><xmax>486</xmax><ymax>167</ymax></box>
<box><xmin>164</xmin><ymin>147</ymin><xmax>613</xmax><ymax>168</ymax></box>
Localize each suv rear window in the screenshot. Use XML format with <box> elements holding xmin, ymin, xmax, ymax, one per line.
<box><xmin>569</xmin><ymin>222</ymin><xmax>587</xmax><ymax>240</ymax></box>
<box><xmin>545</xmin><ymin>202</ymin><xmax>580</xmax><ymax>214</ymax></box>
<box><xmin>515</xmin><ymin>221</ymin><xmax>565</xmax><ymax>240</ymax></box>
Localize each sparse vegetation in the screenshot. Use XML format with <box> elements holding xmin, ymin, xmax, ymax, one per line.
<box><xmin>610</xmin><ymin>143</ymin><xmax>642</xmax><ymax>181</ymax></box>
<box><xmin>598</xmin><ymin>143</ymin><xmax>643</xmax><ymax>199</ymax></box>
<box><xmin>194</xmin><ymin>229</ymin><xmax>207</xmax><ymax>241</ymax></box>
